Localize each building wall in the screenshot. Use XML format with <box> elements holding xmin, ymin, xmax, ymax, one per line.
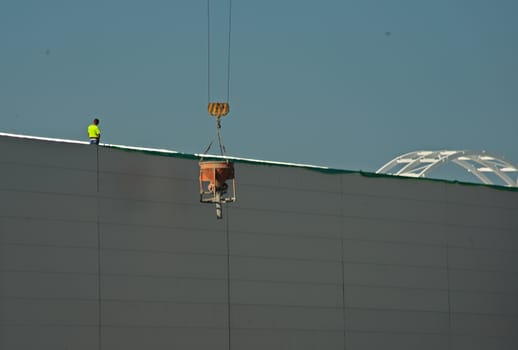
<box><xmin>1</xmin><ymin>135</ymin><xmax>517</xmax><ymax>350</ymax></box>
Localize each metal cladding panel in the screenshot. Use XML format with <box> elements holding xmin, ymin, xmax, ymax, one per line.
<box><xmin>102</xmin><ymin>328</ymin><xmax>229</xmax><ymax>350</ymax></box>
<box><xmin>100</xmin><ymin>275</ymin><xmax>227</xmax><ymax>303</ymax></box>
<box><xmin>236</xmin><ymin>162</ymin><xmax>341</xmax><ymax>192</ymax></box>
<box><xmin>445</xmin><ymin>183</ymin><xmax>518</xmax><ymax>210</ymax></box>
<box><xmin>230</xmin><ymin>256</ymin><xmax>342</xmax><ymax>284</ymax></box>
<box><xmin>0</xmin><ymin>326</ymin><xmax>98</xmax><ymax>350</ymax></box>
<box><xmin>448</xmin><ymin>269</ymin><xmax>518</xmax><ymax>293</ymax></box>
<box><xmin>1</xmin><ymin>134</ymin><xmax>518</xmax><ymax>349</ymax></box>
<box><xmin>99</xmin><ymin>171</ymin><xmax>198</xmax><ymax>204</ymax></box>
<box><xmin>100</xmin><ymin>223</ymin><xmax>227</xmax><ymax>254</ymax></box>
<box><xmin>451</xmin><ymin>335</ymin><xmax>518</xmax><ymax>350</ymax></box>
<box><xmin>0</xmin><ymin>271</ymin><xmax>98</xmax><ymax>299</ymax></box>
<box><xmin>342</xmin><ymin>263</ymin><xmax>448</xmax><ymax>290</ymax></box>
<box><xmin>102</xmin><ymin>301</ymin><xmax>227</xmax><ymax>328</ymax></box>
<box><xmin>231</xmin><ymin>231</ymin><xmax>342</xmax><ymax>261</ymax></box>
<box><xmin>236</xmin><ymin>183</ymin><xmax>342</xmax><ymax>216</ymax></box>
<box><xmin>0</xmin><ymin>190</ymin><xmax>97</xmax><ymax>222</ymax></box>
<box><xmin>447</xmin><ymin>246</ymin><xmax>518</xmax><ymax>272</ymax></box>
<box><xmin>229</xmin><ymin>207</ymin><xmax>342</xmax><ymax>238</ymax></box>
<box><xmin>450</xmin><ymin>291</ymin><xmax>518</xmax><ymax>315</ymax></box>
<box><xmin>98</xmin><ymin>197</ymin><xmax>218</xmax><ymax>230</ymax></box>
<box><xmin>230</xmin><ymin>280</ymin><xmax>343</xmax><ymax>307</ymax></box>
<box><xmin>445</xmin><ymin>202</ymin><xmax>516</xmax><ymax>230</ymax></box>
<box><xmin>0</xmin><ymin>136</ymin><xmax>96</xmax><ymax>170</ymax></box>
<box><xmin>0</xmin><ymin>217</ymin><xmax>98</xmax><ymax>247</ymax></box>
<box><xmin>232</xmin><ymin>329</ymin><xmax>344</xmax><ymax>350</ymax></box>
<box><xmin>1</xmin><ymin>298</ymin><xmax>98</xmax><ymax>325</ymax></box>
<box><xmin>342</xmin><ymin>194</ymin><xmax>446</xmax><ymax>223</ymax></box>
<box><xmin>0</xmin><ymin>162</ymin><xmax>97</xmax><ymax>195</ymax></box>
<box><xmin>0</xmin><ymin>244</ymin><xmax>97</xmax><ymax>273</ymax></box>
<box><xmin>101</xmin><ymin>249</ymin><xmax>227</xmax><ymax>278</ymax></box>
<box><xmin>445</xmin><ymin>225</ymin><xmax>518</xmax><ymax>251</ymax></box>
<box><xmin>342</xmin><ymin>240</ymin><xmax>447</xmax><ymax>268</ymax></box>
<box><xmin>344</xmin><ymin>285</ymin><xmax>449</xmax><ymax>312</ymax></box>
<box><xmin>346</xmin><ymin>331</ymin><xmax>448</xmax><ymax>350</ymax></box>
<box><xmin>346</xmin><ymin>308</ymin><xmax>450</xmax><ymax>333</ymax></box>
<box><xmin>450</xmin><ymin>313</ymin><xmax>518</xmax><ymax>337</ymax></box>
<box><xmin>230</xmin><ymin>304</ymin><xmax>344</xmax><ymax>330</ymax></box>
<box><xmin>342</xmin><ymin>173</ymin><xmax>445</xmax><ymax>201</ymax></box>
<box><xmin>98</xmin><ymin>146</ymin><xmax>196</xmax><ymax>179</ymax></box>
<box><xmin>342</xmin><ymin>216</ymin><xmax>446</xmax><ymax>245</ymax></box>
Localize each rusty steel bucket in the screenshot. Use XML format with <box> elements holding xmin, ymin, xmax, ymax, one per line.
<box><xmin>199</xmin><ymin>161</ymin><xmax>235</xmax><ymax>192</ymax></box>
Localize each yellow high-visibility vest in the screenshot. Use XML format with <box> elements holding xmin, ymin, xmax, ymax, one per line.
<box><xmin>88</xmin><ymin>124</ymin><xmax>100</xmax><ymax>138</ymax></box>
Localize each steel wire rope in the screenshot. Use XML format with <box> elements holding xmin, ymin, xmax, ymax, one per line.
<box><xmin>207</xmin><ymin>0</ymin><xmax>211</xmax><ymax>104</ymax></box>
<box><xmin>225</xmin><ymin>209</ymin><xmax>232</xmax><ymax>350</ymax></box>
<box><xmin>95</xmin><ymin>146</ymin><xmax>103</xmax><ymax>350</ymax></box>
<box><xmin>206</xmin><ymin>3</ymin><xmax>233</xmax><ymax>347</ymax></box>
<box><xmin>202</xmin><ymin>124</ymin><xmax>227</xmax><ymax>156</ymax></box>
<box><xmin>226</xmin><ymin>0</ymin><xmax>233</xmax><ymax>103</ymax></box>
<box><xmin>206</xmin><ymin>0</ymin><xmax>233</xmax><ymax>103</ymax></box>
<box><xmin>217</xmin><ymin>124</ymin><xmax>227</xmax><ymax>155</ymax></box>
<box><xmin>204</xmin><ymin>0</ymin><xmax>233</xmax><ymax>157</ymax></box>
<box><xmin>339</xmin><ymin>176</ymin><xmax>348</xmax><ymax>350</ymax></box>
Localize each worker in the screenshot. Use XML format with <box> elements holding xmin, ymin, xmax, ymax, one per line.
<box><xmin>87</xmin><ymin>118</ymin><xmax>101</xmax><ymax>145</ymax></box>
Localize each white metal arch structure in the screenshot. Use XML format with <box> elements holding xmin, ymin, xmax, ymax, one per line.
<box><xmin>376</xmin><ymin>150</ymin><xmax>518</xmax><ymax>187</ymax></box>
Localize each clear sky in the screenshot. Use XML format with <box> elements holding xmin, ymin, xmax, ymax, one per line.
<box><xmin>1</xmin><ymin>0</ymin><xmax>517</xmax><ymax>173</ymax></box>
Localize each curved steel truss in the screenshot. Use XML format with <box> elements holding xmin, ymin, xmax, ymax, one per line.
<box><xmin>376</xmin><ymin>150</ymin><xmax>518</xmax><ymax>187</ymax></box>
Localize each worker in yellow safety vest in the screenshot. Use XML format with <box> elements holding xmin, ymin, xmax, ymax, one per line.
<box><xmin>87</xmin><ymin>118</ymin><xmax>101</xmax><ymax>145</ymax></box>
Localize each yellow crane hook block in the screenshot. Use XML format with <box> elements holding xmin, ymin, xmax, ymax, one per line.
<box><xmin>208</xmin><ymin>102</ymin><xmax>230</xmax><ymax>117</ymax></box>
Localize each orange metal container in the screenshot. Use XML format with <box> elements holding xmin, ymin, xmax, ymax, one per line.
<box><xmin>199</xmin><ymin>161</ymin><xmax>235</xmax><ymax>192</ymax></box>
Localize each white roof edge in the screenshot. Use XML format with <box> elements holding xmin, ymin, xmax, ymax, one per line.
<box><xmin>0</xmin><ymin>132</ymin><xmax>90</xmax><ymax>145</ymax></box>
<box><xmin>0</xmin><ymin>132</ymin><xmax>331</xmax><ymax>170</ymax></box>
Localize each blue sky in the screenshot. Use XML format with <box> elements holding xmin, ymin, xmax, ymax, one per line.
<box><xmin>1</xmin><ymin>0</ymin><xmax>517</xmax><ymax>172</ymax></box>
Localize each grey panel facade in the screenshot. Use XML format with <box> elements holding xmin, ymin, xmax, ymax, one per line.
<box><xmin>1</xmin><ymin>135</ymin><xmax>517</xmax><ymax>350</ymax></box>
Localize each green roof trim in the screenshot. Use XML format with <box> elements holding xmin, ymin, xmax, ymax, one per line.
<box><xmin>104</xmin><ymin>144</ymin><xmax>518</xmax><ymax>193</ymax></box>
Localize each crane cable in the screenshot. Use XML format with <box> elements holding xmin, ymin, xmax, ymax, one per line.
<box><xmin>203</xmin><ymin>0</ymin><xmax>233</xmax><ymax>157</ymax></box>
